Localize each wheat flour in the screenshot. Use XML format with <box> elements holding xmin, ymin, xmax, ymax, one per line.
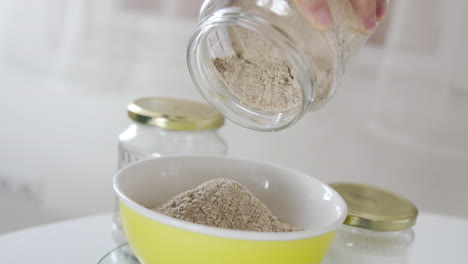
<box><xmin>155</xmin><ymin>178</ymin><xmax>301</xmax><ymax>232</ymax></box>
<box><xmin>213</xmin><ymin>27</ymin><xmax>303</xmax><ymax>113</ymax></box>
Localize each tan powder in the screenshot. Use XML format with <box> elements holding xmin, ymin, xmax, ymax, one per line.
<box><xmin>155</xmin><ymin>178</ymin><xmax>301</xmax><ymax>232</ymax></box>
<box><xmin>213</xmin><ymin>27</ymin><xmax>302</xmax><ymax>113</ymax></box>
<box><xmin>211</xmin><ymin>0</ymin><xmax>365</xmax><ymax>114</ymax></box>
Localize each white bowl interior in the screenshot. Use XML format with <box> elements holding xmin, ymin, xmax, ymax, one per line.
<box><xmin>115</xmin><ymin>156</ymin><xmax>346</xmax><ymax>232</ymax></box>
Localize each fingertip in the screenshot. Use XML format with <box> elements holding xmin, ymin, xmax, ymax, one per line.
<box><xmin>349</xmin><ymin>0</ymin><xmax>377</xmax><ymax>35</ymax></box>
<box><xmin>362</xmin><ymin>15</ymin><xmax>377</xmax><ymax>35</ymax></box>
<box><xmin>295</xmin><ymin>0</ymin><xmax>334</xmax><ymax>31</ymax></box>
<box><xmin>311</xmin><ymin>6</ymin><xmax>334</xmax><ymax>31</ymax></box>
<box><xmin>376</xmin><ymin>0</ymin><xmax>387</xmax><ymax>21</ymax></box>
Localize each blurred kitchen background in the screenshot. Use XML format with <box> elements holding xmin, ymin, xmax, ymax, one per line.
<box><xmin>0</xmin><ymin>0</ymin><xmax>467</xmax><ymax>234</ymax></box>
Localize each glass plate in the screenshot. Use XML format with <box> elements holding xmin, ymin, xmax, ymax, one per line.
<box><xmin>98</xmin><ymin>244</ymin><xmax>140</xmax><ymax>264</ymax></box>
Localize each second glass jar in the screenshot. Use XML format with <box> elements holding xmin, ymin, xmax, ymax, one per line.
<box><xmin>188</xmin><ymin>0</ymin><xmax>383</xmax><ymax>131</ymax></box>
<box><xmin>324</xmin><ymin>183</ymin><xmax>418</xmax><ymax>264</ymax></box>
<box><xmin>112</xmin><ymin>97</ymin><xmax>228</xmax><ymax>247</ymax></box>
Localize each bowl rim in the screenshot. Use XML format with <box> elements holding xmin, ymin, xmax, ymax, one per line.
<box><xmin>114</xmin><ymin>155</ymin><xmax>347</xmax><ymax>241</ymax></box>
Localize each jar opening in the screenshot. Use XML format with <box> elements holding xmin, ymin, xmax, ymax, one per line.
<box><xmin>187</xmin><ymin>12</ymin><xmax>315</xmax><ymax>131</ymax></box>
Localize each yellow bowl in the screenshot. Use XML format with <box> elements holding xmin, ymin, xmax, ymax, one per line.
<box><xmin>114</xmin><ymin>156</ymin><xmax>347</xmax><ymax>264</ymax></box>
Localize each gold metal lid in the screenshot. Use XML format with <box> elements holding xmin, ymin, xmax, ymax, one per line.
<box><xmin>127</xmin><ymin>97</ymin><xmax>224</xmax><ymax>131</ymax></box>
<box><xmin>330</xmin><ymin>183</ymin><xmax>418</xmax><ymax>232</ymax></box>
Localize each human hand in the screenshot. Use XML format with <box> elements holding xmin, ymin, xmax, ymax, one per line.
<box><xmin>293</xmin><ymin>0</ymin><xmax>388</xmax><ymax>35</ymax></box>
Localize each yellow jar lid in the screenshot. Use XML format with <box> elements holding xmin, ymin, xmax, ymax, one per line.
<box><xmin>330</xmin><ymin>183</ymin><xmax>418</xmax><ymax>232</ymax></box>
<box><xmin>127</xmin><ymin>97</ymin><xmax>224</xmax><ymax>131</ymax></box>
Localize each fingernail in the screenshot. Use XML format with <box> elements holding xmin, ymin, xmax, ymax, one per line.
<box><xmin>376</xmin><ymin>3</ymin><xmax>387</xmax><ymax>20</ymax></box>
<box><xmin>363</xmin><ymin>15</ymin><xmax>376</xmax><ymax>34</ymax></box>
<box><xmin>312</xmin><ymin>6</ymin><xmax>334</xmax><ymax>30</ymax></box>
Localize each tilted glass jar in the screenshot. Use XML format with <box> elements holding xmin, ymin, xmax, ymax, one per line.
<box><xmin>325</xmin><ymin>183</ymin><xmax>418</xmax><ymax>264</ymax></box>
<box><xmin>188</xmin><ymin>0</ymin><xmax>385</xmax><ymax>131</ymax></box>
<box><xmin>112</xmin><ymin>97</ymin><xmax>227</xmax><ymax>246</ymax></box>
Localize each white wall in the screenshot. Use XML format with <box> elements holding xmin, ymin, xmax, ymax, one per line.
<box><xmin>0</xmin><ymin>0</ymin><xmax>467</xmax><ymax>234</ymax></box>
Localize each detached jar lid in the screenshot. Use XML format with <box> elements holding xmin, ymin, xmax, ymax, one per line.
<box><xmin>330</xmin><ymin>183</ymin><xmax>418</xmax><ymax>232</ymax></box>
<box><xmin>127</xmin><ymin>97</ymin><xmax>225</xmax><ymax>131</ymax></box>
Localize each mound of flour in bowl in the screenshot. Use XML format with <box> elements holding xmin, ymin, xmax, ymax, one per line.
<box><xmin>154</xmin><ymin>178</ymin><xmax>301</xmax><ymax>232</ymax></box>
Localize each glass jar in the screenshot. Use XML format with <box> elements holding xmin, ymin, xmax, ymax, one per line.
<box><xmin>112</xmin><ymin>97</ymin><xmax>227</xmax><ymax>246</ymax></box>
<box><xmin>188</xmin><ymin>0</ymin><xmax>386</xmax><ymax>131</ymax></box>
<box><xmin>324</xmin><ymin>183</ymin><xmax>418</xmax><ymax>264</ymax></box>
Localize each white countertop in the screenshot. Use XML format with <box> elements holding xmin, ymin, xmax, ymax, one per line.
<box><xmin>0</xmin><ymin>212</ymin><xmax>466</xmax><ymax>264</ymax></box>
<box><xmin>0</xmin><ymin>214</ymin><xmax>115</xmax><ymax>263</ymax></box>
